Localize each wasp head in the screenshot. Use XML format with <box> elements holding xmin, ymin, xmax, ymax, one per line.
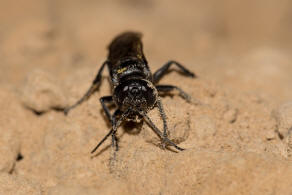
<box><xmin>113</xmin><ymin>79</ymin><xmax>158</xmax><ymax>119</ymax></box>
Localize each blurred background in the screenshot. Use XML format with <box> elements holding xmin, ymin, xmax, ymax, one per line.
<box><xmin>1</xmin><ymin>0</ymin><xmax>292</xmax><ymax>104</ymax></box>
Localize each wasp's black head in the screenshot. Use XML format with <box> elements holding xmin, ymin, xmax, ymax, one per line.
<box><xmin>113</xmin><ymin>79</ymin><xmax>158</xmax><ymax>117</ymax></box>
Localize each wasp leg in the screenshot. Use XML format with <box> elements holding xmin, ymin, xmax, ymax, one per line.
<box><xmin>91</xmin><ymin>109</ymin><xmax>124</xmax><ymax>154</ymax></box>
<box><xmin>100</xmin><ymin>96</ymin><xmax>114</xmax><ymax>123</ymax></box>
<box><xmin>141</xmin><ymin>106</ymin><xmax>184</xmax><ymax>151</ymax></box>
<box><xmin>156</xmin><ymin>98</ymin><xmax>169</xmax><ymax>143</ymax></box>
<box><xmin>64</xmin><ymin>61</ymin><xmax>108</xmax><ymax>115</ymax></box>
<box><xmin>110</xmin><ymin>109</ymin><xmax>131</xmax><ymax>152</ymax></box>
<box><xmin>100</xmin><ymin>96</ymin><xmax>121</xmax><ymax>152</ymax></box>
<box><xmin>156</xmin><ymin>85</ymin><xmax>192</xmax><ymax>102</ymax></box>
<box><xmin>141</xmin><ymin>98</ymin><xmax>184</xmax><ymax>151</ymax></box>
<box><xmin>91</xmin><ymin>109</ymin><xmax>131</xmax><ymax>154</ymax></box>
<box><xmin>153</xmin><ymin>60</ymin><xmax>196</xmax><ymax>84</ymax></box>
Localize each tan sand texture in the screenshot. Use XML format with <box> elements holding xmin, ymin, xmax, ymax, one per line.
<box><xmin>1</xmin><ymin>0</ymin><xmax>292</xmax><ymax>194</ymax></box>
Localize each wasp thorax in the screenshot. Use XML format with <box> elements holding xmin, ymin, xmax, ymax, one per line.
<box><xmin>113</xmin><ymin>79</ymin><xmax>157</xmax><ymax>112</ymax></box>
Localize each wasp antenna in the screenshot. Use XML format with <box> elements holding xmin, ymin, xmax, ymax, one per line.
<box><xmin>91</xmin><ymin>129</ymin><xmax>113</xmax><ymax>154</ymax></box>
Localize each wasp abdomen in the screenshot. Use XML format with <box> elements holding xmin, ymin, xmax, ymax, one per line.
<box><xmin>108</xmin><ymin>32</ymin><xmax>146</xmax><ymax>66</ymax></box>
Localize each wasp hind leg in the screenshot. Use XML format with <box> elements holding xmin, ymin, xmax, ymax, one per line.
<box><xmin>64</xmin><ymin>61</ymin><xmax>108</xmax><ymax>115</ymax></box>
<box><xmin>153</xmin><ymin>60</ymin><xmax>196</xmax><ymax>84</ymax></box>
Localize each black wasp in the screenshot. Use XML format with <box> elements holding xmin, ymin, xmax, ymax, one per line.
<box><xmin>64</xmin><ymin>32</ymin><xmax>196</xmax><ymax>154</ymax></box>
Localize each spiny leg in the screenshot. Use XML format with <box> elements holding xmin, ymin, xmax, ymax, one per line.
<box><xmin>100</xmin><ymin>96</ymin><xmax>114</xmax><ymax>123</ymax></box>
<box><xmin>109</xmin><ymin>109</ymin><xmax>125</xmax><ymax>171</ymax></box>
<box><xmin>100</xmin><ymin>96</ymin><xmax>119</xmax><ymax>151</ymax></box>
<box><xmin>153</xmin><ymin>60</ymin><xmax>196</xmax><ymax>84</ymax></box>
<box><xmin>111</xmin><ymin>109</ymin><xmax>131</xmax><ymax>151</ymax></box>
<box><xmin>156</xmin><ymin>85</ymin><xmax>192</xmax><ymax>102</ymax></box>
<box><xmin>156</xmin><ymin>98</ymin><xmax>168</xmax><ymax>140</ymax></box>
<box><xmin>64</xmin><ymin>61</ymin><xmax>108</xmax><ymax>115</ymax></box>
<box><xmin>91</xmin><ymin>109</ymin><xmax>129</xmax><ymax>154</ymax></box>
<box><xmin>140</xmin><ymin>110</ymin><xmax>184</xmax><ymax>151</ymax></box>
<box><xmin>90</xmin><ymin>109</ymin><xmax>119</xmax><ymax>154</ymax></box>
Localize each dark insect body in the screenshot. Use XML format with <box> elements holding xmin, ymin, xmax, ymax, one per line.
<box><xmin>64</xmin><ymin>32</ymin><xmax>196</xmax><ymax>154</ymax></box>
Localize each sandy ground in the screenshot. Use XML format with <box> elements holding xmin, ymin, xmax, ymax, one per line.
<box><xmin>1</xmin><ymin>0</ymin><xmax>292</xmax><ymax>194</ymax></box>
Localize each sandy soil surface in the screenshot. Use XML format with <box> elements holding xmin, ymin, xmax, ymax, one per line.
<box><xmin>1</xmin><ymin>0</ymin><xmax>292</xmax><ymax>194</ymax></box>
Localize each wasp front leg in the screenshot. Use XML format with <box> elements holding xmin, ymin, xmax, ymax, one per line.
<box><xmin>141</xmin><ymin>98</ymin><xmax>185</xmax><ymax>151</ymax></box>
